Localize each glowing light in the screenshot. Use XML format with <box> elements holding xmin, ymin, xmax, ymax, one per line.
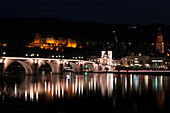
<box><xmin>2</xmin><ymin>44</ymin><xmax>7</xmax><ymax>47</ymax></box>
<box><xmin>14</xmin><ymin>84</ymin><xmax>17</xmax><ymax>97</ymax></box>
<box><xmin>134</xmin><ymin>75</ymin><xmax>139</xmax><ymax>92</ymax></box>
<box><xmin>130</xmin><ymin>74</ymin><xmax>133</xmax><ymax>90</ymax></box>
<box><xmin>52</xmin><ymin>84</ymin><xmax>54</xmax><ymax>96</ymax></box>
<box><xmin>94</xmin><ymin>76</ymin><xmax>97</xmax><ymax>92</ymax></box>
<box><xmin>81</xmin><ymin>82</ymin><xmax>83</xmax><ymax>95</ymax></box>
<box><xmin>44</xmin><ymin>81</ymin><xmax>47</xmax><ymax>93</ymax></box>
<box><xmin>0</xmin><ymin>59</ymin><xmax>3</xmax><ymax>63</ymax></box>
<box><xmin>152</xmin><ymin>60</ymin><xmax>163</xmax><ymax>62</ymax></box>
<box><xmin>58</xmin><ymin>84</ymin><xmax>60</xmax><ymax>98</ymax></box>
<box><xmin>35</xmin><ymin>60</ymin><xmax>38</xmax><ymax>64</ymax></box>
<box><xmin>115</xmin><ymin>77</ymin><xmax>117</xmax><ymax>86</ymax></box>
<box><xmin>91</xmin><ymin>78</ymin><xmax>93</xmax><ymax>90</ymax></box>
<box><xmin>31</xmin><ymin>54</ymin><xmax>35</xmax><ymax>57</ymax></box>
<box><xmin>66</xmin><ymin>77</ymin><xmax>68</xmax><ymax>91</ymax></box>
<box><xmin>78</xmin><ymin>80</ymin><xmax>81</xmax><ymax>96</ymax></box>
<box><xmin>3</xmin><ymin>52</ymin><xmax>6</xmax><ymax>55</ymax></box>
<box><xmin>25</xmin><ymin>90</ymin><xmax>27</xmax><ymax>101</ymax></box>
<box><xmin>48</xmin><ymin>82</ymin><xmax>51</xmax><ymax>94</ymax></box>
<box><xmin>89</xmin><ymin>81</ymin><xmax>91</xmax><ymax>90</ymax></box>
<box><xmin>62</xmin><ymin>85</ymin><xmax>64</xmax><ymax>98</ymax></box>
<box><xmin>55</xmin><ymin>84</ymin><xmax>58</xmax><ymax>96</ymax></box>
<box><xmin>160</xmin><ymin>76</ymin><xmax>163</xmax><ymax>90</ymax></box>
<box><xmin>145</xmin><ymin>75</ymin><xmax>149</xmax><ymax>89</ymax></box>
<box><xmin>36</xmin><ymin>91</ymin><xmax>38</xmax><ymax>102</ymax></box>
<box><xmin>155</xmin><ymin>77</ymin><xmax>158</xmax><ymax>91</ymax></box>
<box><xmin>30</xmin><ymin>88</ymin><xmax>34</xmax><ymax>102</ymax></box>
<box><xmin>125</xmin><ymin>76</ymin><xmax>127</xmax><ymax>93</ymax></box>
<box><xmin>75</xmin><ymin>76</ymin><xmax>78</xmax><ymax>94</ymax></box>
<box><xmin>31</xmin><ymin>59</ymin><xmax>34</xmax><ymax>63</ymax></box>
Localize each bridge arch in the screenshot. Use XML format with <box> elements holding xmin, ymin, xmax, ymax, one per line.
<box><xmin>4</xmin><ymin>60</ymin><xmax>33</xmax><ymax>74</ymax></box>
<box><xmin>38</xmin><ymin>61</ymin><xmax>59</xmax><ymax>74</ymax></box>
<box><xmin>84</xmin><ymin>63</ymin><xmax>94</xmax><ymax>72</ymax></box>
<box><xmin>69</xmin><ymin>62</ymin><xmax>79</xmax><ymax>72</ymax></box>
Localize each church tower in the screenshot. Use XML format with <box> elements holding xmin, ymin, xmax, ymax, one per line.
<box><xmin>156</xmin><ymin>27</ymin><xmax>164</xmax><ymax>53</ymax></box>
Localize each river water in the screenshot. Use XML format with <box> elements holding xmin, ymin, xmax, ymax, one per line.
<box><xmin>0</xmin><ymin>72</ymin><xmax>170</xmax><ymax>113</ymax></box>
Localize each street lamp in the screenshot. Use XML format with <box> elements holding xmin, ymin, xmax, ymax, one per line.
<box><xmin>3</xmin><ymin>52</ymin><xmax>6</xmax><ymax>55</ymax></box>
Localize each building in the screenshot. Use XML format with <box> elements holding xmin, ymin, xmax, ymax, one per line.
<box><xmin>100</xmin><ymin>51</ymin><xmax>112</xmax><ymax>65</ymax></box>
<box><xmin>26</xmin><ymin>33</ymin><xmax>78</xmax><ymax>50</ymax></box>
<box><xmin>150</xmin><ymin>56</ymin><xmax>166</xmax><ymax>69</ymax></box>
<box><xmin>121</xmin><ymin>52</ymin><xmax>150</xmax><ymax>67</ymax></box>
<box><xmin>156</xmin><ymin>27</ymin><xmax>164</xmax><ymax>53</ymax></box>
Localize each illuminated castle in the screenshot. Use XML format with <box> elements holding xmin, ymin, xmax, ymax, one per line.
<box><xmin>156</xmin><ymin>27</ymin><xmax>164</xmax><ymax>53</ymax></box>
<box><xmin>26</xmin><ymin>33</ymin><xmax>77</xmax><ymax>50</ymax></box>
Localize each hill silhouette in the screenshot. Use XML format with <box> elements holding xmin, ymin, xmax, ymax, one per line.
<box><xmin>0</xmin><ymin>17</ymin><xmax>170</xmax><ymax>47</ymax></box>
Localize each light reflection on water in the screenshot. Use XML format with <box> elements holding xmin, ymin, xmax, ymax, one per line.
<box><xmin>0</xmin><ymin>73</ymin><xmax>170</xmax><ymax>112</ymax></box>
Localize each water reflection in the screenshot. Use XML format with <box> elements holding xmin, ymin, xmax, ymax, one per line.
<box><xmin>0</xmin><ymin>73</ymin><xmax>170</xmax><ymax>111</ymax></box>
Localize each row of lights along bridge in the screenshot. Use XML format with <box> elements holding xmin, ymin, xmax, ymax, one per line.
<box><xmin>26</xmin><ymin>53</ymin><xmax>84</xmax><ymax>59</ymax></box>
<box><xmin>2</xmin><ymin>52</ymin><xmax>84</xmax><ymax>60</ymax></box>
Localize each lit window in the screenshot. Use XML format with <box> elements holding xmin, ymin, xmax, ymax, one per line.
<box><xmin>135</xmin><ymin>58</ymin><xmax>138</xmax><ymax>60</ymax></box>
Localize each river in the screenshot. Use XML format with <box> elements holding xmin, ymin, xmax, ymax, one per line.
<box><xmin>0</xmin><ymin>72</ymin><xmax>170</xmax><ymax>113</ymax></box>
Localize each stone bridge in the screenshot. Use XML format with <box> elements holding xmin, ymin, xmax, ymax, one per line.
<box><xmin>0</xmin><ymin>57</ymin><xmax>100</xmax><ymax>75</ymax></box>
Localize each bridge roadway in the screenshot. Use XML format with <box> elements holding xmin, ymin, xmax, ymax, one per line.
<box><xmin>0</xmin><ymin>57</ymin><xmax>100</xmax><ymax>75</ymax></box>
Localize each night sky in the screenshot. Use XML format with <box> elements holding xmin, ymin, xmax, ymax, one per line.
<box><xmin>0</xmin><ymin>0</ymin><xmax>170</xmax><ymax>24</ymax></box>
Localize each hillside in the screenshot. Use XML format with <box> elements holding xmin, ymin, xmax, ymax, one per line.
<box><xmin>0</xmin><ymin>17</ymin><xmax>169</xmax><ymax>47</ymax></box>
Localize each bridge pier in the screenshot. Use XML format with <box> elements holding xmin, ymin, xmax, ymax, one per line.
<box><xmin>32</xmin><ymin>63</ymin><xmax>38</xmax><ymax>75</ymax></box>
<box><xmin>59</xmin><ymin>64</ymin><xmax>63</xmax><ymax>74</ymax></box>
<box><xmin>80</xmin><ymin>64</ymin><xmax>83</xmax><ymax>73</ymax></box>
<box><xmin>94</xmin><ymin>63</ymin><xmax>100</xmax><ymax>72</ymax></box>
<box><xmin>0</xmin><ymin>63</ymin><xmax>4</xmax><ymax>75</ymax></box>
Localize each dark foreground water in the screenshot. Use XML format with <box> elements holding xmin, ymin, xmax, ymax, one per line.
<box><xmin>0</xmin><ymin>72</ymin><xmax>170</xmax><ymax>113</ymax></box>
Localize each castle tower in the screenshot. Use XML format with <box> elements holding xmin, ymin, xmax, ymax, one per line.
<box><xmin>156</xmin><ymin>27</ymin><xmax>164</xmax><ymax>53</ymax></box>
<box><xmin>34</xmin><ymin>33</ymin><xmax>41</xmax><ymax>43</ymax></box>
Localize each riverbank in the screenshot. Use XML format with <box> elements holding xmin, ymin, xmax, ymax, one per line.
<box><xmin>94</xmin><ymin>70</ymin><xmax>170</xmax><ymax>74</ymax></box>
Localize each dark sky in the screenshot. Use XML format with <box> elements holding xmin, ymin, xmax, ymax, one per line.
<box><xmin>0</xmin><ymin>0</ymin><xmax>170</xmax><ymax>24</ymax></box>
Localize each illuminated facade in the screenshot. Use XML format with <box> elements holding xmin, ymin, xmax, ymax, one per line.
<box><xmin>100</xmin><ymin>51</ymin><xmax>112</xmax><ymax>65</ymax></box>
<box><xmin>26</xmin><ymin>33</ymin><xmax>78</xmax><ymax>50</ymax></box>
<box><xmin>156</xmin><ymin>27</ymin><xmax>164</xmax><ymax>53</ymax></box>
